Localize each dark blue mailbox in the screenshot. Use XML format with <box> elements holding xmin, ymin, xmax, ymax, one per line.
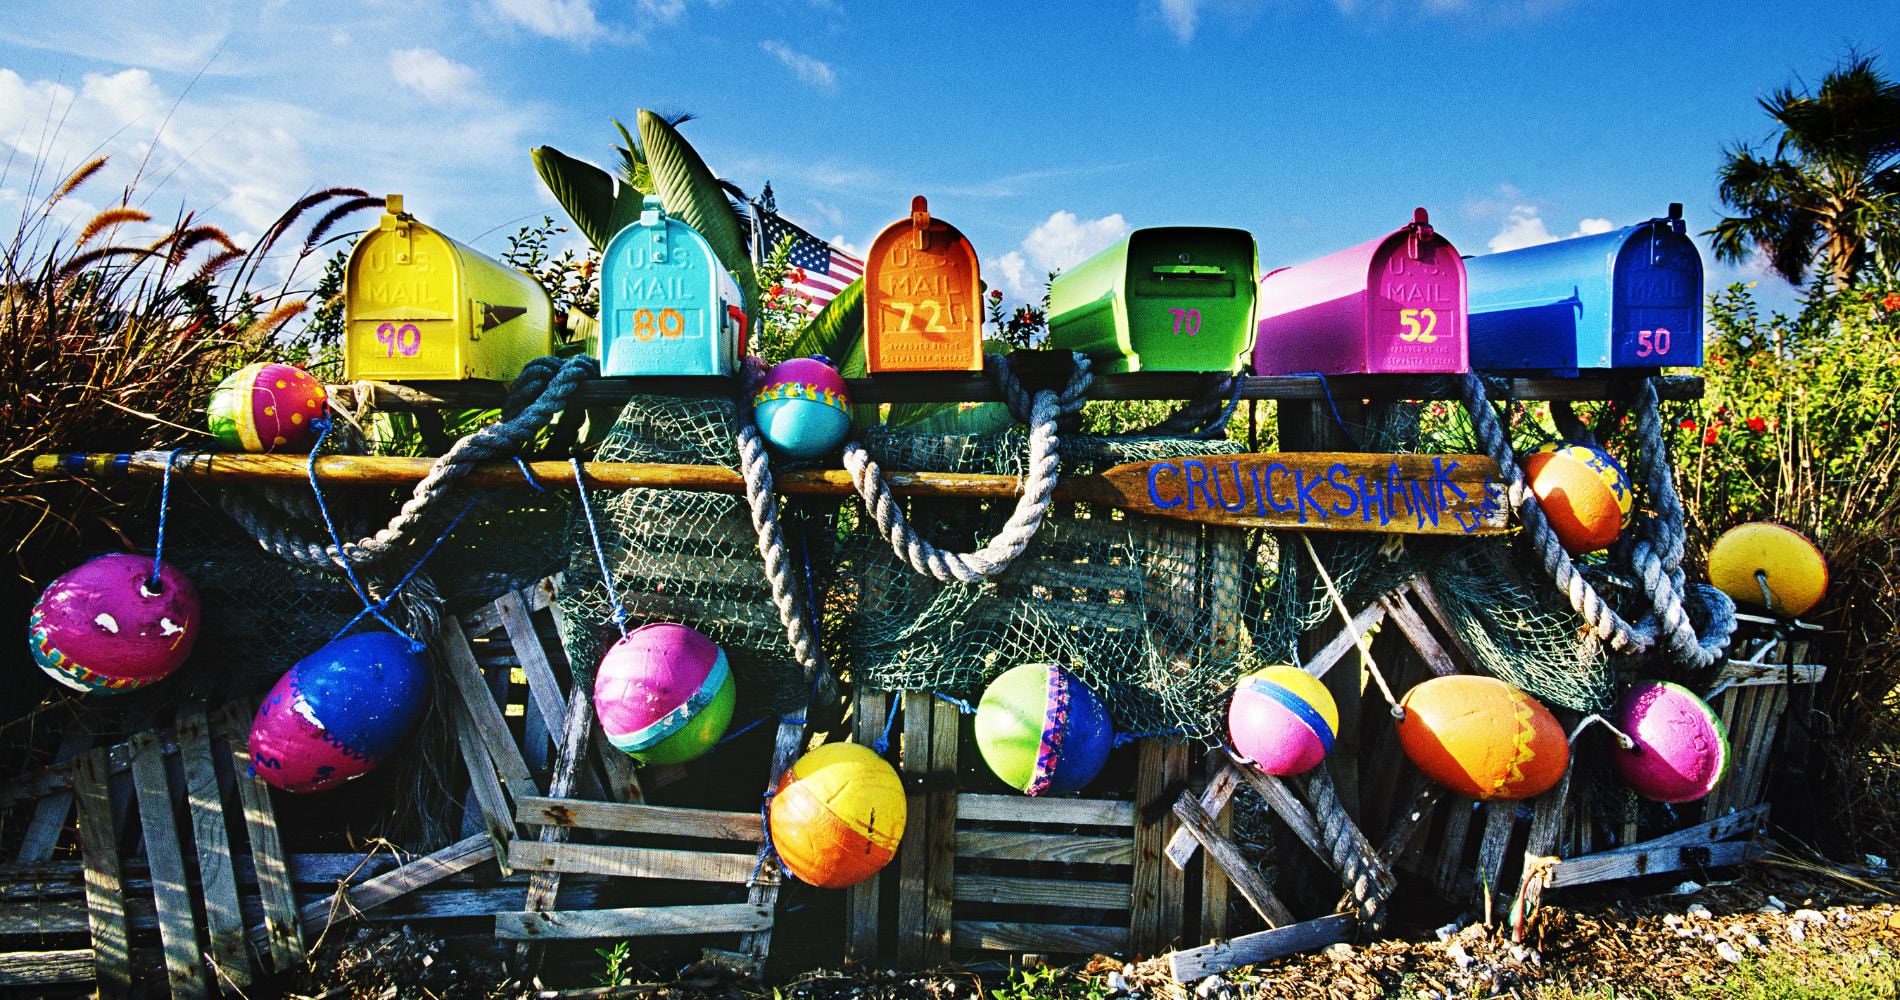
<box><xmin>1464</xmin><ymin>204</ymin><xmax>1702</xmax><ymax>372</ymax></box>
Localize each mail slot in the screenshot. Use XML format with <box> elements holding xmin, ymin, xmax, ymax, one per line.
<box><xmin>599</xmin><ymin>196</ymin><xmax>747</xmax><ymax>376</ymax></box>
<box><xmin>1047</xmin><ymin>227</ymin><xmax>1258</xmax><ymax>373</ymax></box>
<box><xmin>1464</xmin><ymin>204</ymin><xmax>1703</xmax><ymax>372</ymax></box>
<box><xmin>345</xmin><ymin>195</ymin><xmax>554</xmax><ymax>381</ymax></box>
<box><xmin>1253</xmin><ymin>209</ymin><xmax>1466</xmax><ymax>375</ymax></box>
<box><xmin>863</xmin><ymin>196</ymin><xmax>983</xmax><ymax>372</ymax></box>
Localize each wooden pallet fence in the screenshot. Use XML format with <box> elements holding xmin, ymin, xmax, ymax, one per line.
<box><xmin>846</xmin><ymin>690</ymin><xmax>1193</xmax><ymax>966</ymax></box>
<box><xmin>1702</xmin><ymin>615</ymin><xmax>1826</xmax><ymax>819</ymax></box>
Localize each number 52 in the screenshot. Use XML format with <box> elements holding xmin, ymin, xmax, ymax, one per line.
<box><xmin>1399</xmin><ymin>308</ymin><xmax>1439</xmax><ymax>343</ymax></box>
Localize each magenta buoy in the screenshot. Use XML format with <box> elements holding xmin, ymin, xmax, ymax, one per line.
<box><xmin>1610</xmin><ymin>681</ymin><xmax>1729</xmax><ymax>803</ymax></box>
<box><xmin>249</xmin><ymin>632</ymin><xmax>430</xmax><ymax>793</ymax></box>
<box><xmin>29</xmin><ymin>553</ymin><xmax>199</xmax><ymax>693</ymax></box>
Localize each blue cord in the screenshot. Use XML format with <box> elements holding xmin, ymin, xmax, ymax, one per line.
<box><xmin>148</xmin><ymin>448</ymin><xmax>184</xmax><ymax>592</ymax></box>
<box><xmin>328</xmin><ymin>496</ymin><xmax>479</xmax><ymax>650</ymax></box>
<box><xmin>1292</xmin><ymin>371</ymin><xmax>1362</xmax><ymax>449</ymax></box>
<box><xmin>932</xmin><ymin>691</ymin><xmax>978</xmax><ymax>715</ymax></box>
<box><xmin>716</xmin><ymin>715</ymin><xmax>769</xmax><ymax>747</ymax></box>
<box><xmin>304</xmin><ymin>420</ymin><xmax>422</xmax><ymax>646</ymax></box>
<box><xmin>1112</xmin><ymin>727</ymin><xmax>1186</xmax><ymax>749</ymax></box>
<box><xmin>570</xmin><ymin>457</ymin><xmax>629</xmax><ymax>638</ymax></box>
<box><xmin>871</xmin><ymin>703</ymin><xmax>900</xmax><ymax>754</ymax></box>
<box><xmin>515</xmin><ymin>457</ymin><xmax>547</xmax><ymax>493</ymax></box>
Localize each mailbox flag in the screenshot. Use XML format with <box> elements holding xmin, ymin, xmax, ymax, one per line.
<box><xmin>755</xmin><ymin>205</ymin><xmax>864</xmax><ymax>314</ymax></box>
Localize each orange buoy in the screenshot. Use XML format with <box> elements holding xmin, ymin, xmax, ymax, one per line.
<box><xmin>1707</xmin><ymin>522</ymin><xmax>1827</xmax><ymax>616</ymax></box>
<box><xmin>769</xmin><ymin>743</ymin><xmax>906</xmax><ymax>889</ymax></box>
<box><xmin>1522</xmin><ymin>441</ymin><xmax>1632</xmax><ymax>555</ymax></box>
<box><xmin>1397</xmin><ymin>675</ymin><xmax>1569</xmax><ymax>801</ymax></box>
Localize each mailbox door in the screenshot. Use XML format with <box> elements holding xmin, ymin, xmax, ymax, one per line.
<box><xmin>1465</xmin><ymin>232</ymin><xmax>1621</xmax><ymax>371</ymax></box>
<box><xmin>1123</xmin><ymin>228</ymin><xmax>1256</xmax><ymax>372</ymax></box>
<box><xmin>602</xmin><ymin>222</ymin><xmax>728</xmax><ymax>376</ymax></box>
<box><xmin>345</xmin><ymin>225</ymin><xmax>463</xmax><ymax>380</ymax></box>
<box><xmin>865</xmin><ymin>214</ymin><xmax>982</xmax><ymax>373</ymax></box>
<box><xmin>1610</xmin><ymin>228</ymin><xmax>1702</xmax><ymax>367</ymax></box>
<box><xmin>1365</xmin><ymin>233</ymin><xmax>1467</xmax><ymax>373</ymax></box>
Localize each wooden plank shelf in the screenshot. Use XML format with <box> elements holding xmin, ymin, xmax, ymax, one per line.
<box><xmin>332</xmin><ymin>370</ymin><xmax>1704</xmax><ymax>409</ymax></box>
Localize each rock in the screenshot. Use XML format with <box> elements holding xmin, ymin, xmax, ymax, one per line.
<box><xmin>1673</xmin><ymin>880</ymin><xmax>1703</xmax><ymax>895</ymax></box>
<box><xmin>1107</xmin><ymin>971</ymin><xmax>1129</xmax><ymax>994</ymax></box>
<box><xmin>1793</xmin><ymin>909</ymin><xmax>1826</xmax><ymax>923</ymax></box>
<box><xmin>1663</xmin><ymin>914</ymin><xmax>1684</xmax><ymax>926</ymax></box>
<box><xmin>1325</xmin><ymin>942</ymin><xmax>1354</xmax><ymax>962</ymax></box>
<box><xmin>1195</xmin><ymin>975</ymin><xmax>1225</xmax><ymax>998</ymax></box>
<box><xmin>1866</xmin><ymin>854</ymin><xmax>1888</xmax><ymax>869</ymax></box>
<box><xmin>1716</xmin><ymin>941</ymin><xmax>1744</xmax><ymax>964</ymax></box>
<box><xmin>1765</xmin><ymin>895</ymin><xmax>1788</xmax><ymax>912</ymax></box>
<box><xmin>1447</xmin><ymin>942</ymin><xmax>1474</xmax><ymax>970</ymax></box>
<box><xmin>1686</xmin><ymin>903</ymin><xmax>1713</xmax><ymax>920</ymax></box>
<box><xmin>1434</xmin><ymin>921</ymin><xmax>1462</xmax><ymax>942</ymax></box>
<box><xmin>1745</xmin><ymin>934</ymin><xmax>1763</xmax><ymax>951</ymax></box>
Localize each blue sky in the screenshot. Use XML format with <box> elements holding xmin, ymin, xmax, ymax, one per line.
<box><xmin>0</xmin><ymin>0</ymin><xmax>1883</xmax><ymax>315</ymax></box>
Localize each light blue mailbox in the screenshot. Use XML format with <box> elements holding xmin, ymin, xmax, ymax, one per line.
<box><xmin>1464</xmin><ymin>204</ymin><xmax>1702</xmax><ymax>372</ymax></box>
<box><xmin>600</xmin><ymin>196</ymin><xmax>746</xmax><ymax>376</ymax></box>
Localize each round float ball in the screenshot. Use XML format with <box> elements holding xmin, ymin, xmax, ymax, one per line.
<box><xmin>29</xmin><ymin>553</ymin><xmax>199</xmax><ymax>694</ymax></box>
<box><xmin>593</xmin><ymin>623</ymin><xmax>735</xmax><ymax>767</ymax></box>
<box><xmin>974</xmin><ymin>663</ymin><xmax>1115</xmax><ymax>796</ymax></box>
<box><xmin>249</xmin><ymin>631</ymin><xmax>430</xmax><ymax>793</ymax></box>
<box><xmin>207</xmin><ymin>362</ymin><xmax>328</xmax><ymax>453</ymax></box>
<box><xmin>1707</xmin><ymin>522</ymin><xmax>1828</xmax><ymax>616</ymax></box>
<box><xmin>770</xmin><ymin>742</ymin><xmax>906</xmax><ymax>889</ymax></box>
<box><xmin>1228</xmin><ymin>665</ymin><xmax>1337</xmax><ymax>777</ymax></box>
<box><xmin>1521</xmin><ymin>441</ymin><xmax>1632</xmax><ymax>555</ymax></box>
<box><xmin>753</xmin><ymin>356</ymin><xmax>851</xmax><ymax>459</ymax></box>
<box><xmin>1610</xmin><ymin>681</ymin><xmax>1729</xmax><ymax>803</ymax></box>
<box><xmin>1397</xmin><ymin>675</ymin><xmax>1569</xmax><ymax>801</ymax></box>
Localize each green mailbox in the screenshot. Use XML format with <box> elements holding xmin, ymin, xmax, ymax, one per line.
<box><xmin>1047</xmin><ymin>227</ymin><xmax>1259</xmax><ymax>373</ymax></box>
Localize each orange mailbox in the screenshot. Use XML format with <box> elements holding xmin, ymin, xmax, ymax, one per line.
<box><xmin>864</xmin><ymin>196</ymin><xmax>982</xmax><ymax>372</ymax></box>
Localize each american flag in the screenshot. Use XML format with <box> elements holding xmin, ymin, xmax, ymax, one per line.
<box><xmin>754</xmin><ymin>206</ymin><xmax>864</xmax><ymax>313</ymax></box>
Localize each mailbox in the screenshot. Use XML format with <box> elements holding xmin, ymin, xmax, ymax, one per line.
<box><xmin>599</xmin><ymin>196</ymin><xmax>747</xmax><ymax>376</ymax></box>
<box><xmin>1048</xmin><ymin>227</ymin><xmax>1258</xmax><ymax>373</ymax></box>
<box><xmin>1464</xmin><ymin>205</ymin><xmax>1702</xmax><ymax>372</ymax></box>
<box><xmin>864</xmin><ymin>196</ymin><xmax>983</xmax><ymax>372</ymax></box>
<box><xmin>345</xmin><ymin>195</ymin><xmax>554</xmax><ymax>381</ymax></box>
<box><xmin>1254</xmin><ymin>209</ymin><xmax>1467</xmax><ymax>375</ymax></box>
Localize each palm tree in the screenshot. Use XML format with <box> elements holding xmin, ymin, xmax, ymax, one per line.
<box><xmin>1709</xmin><ymin>55</ymin><xmax>1900</xmax><ymax>290</ymax></box>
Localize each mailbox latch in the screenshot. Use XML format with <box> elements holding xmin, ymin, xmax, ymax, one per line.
<box><xmin>910</xmin><ymin>195</ymin><xmax>932</xmax><ymax>251</ymax></box>
<box><xmin>1405</xmin><ymin>207</ymin><xmax>1435</xmax><ymax>262</ymax></box>
<box><xmin>382</xmin><ymin>193</ymin><xmax>414</xmax><ymax>265</ymax></box>
<box><xmin>642</xmin><ymin>195</ymin><xmax>669</xmax><ymax>263</ymax></box>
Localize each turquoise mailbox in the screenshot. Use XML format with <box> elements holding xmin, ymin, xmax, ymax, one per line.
<box><xmin>600</xmin><ymin>196</ymin><xmax>747</xmax><ymax>376</ymax></box>
<box><xmin>1464</xmin><ymin>204</ymin><xmax>1702</xmax><ymax>372</ymax></box>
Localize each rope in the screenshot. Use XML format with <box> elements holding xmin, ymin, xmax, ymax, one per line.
<box><xmin>842</xmin><ymin>353</ymin><xmax>1094</xmax><ymax>583</ymax></box>
<box><xmin>1139</xmin><ymin>374</ymin><xmax>1243</xmax><ymax>438</ymax></box>
<box><xmin>1300</xmin><ymin>533</ymin><xmax>1404</xmax><ymax>719</ymax></box>
<box><xmin>570</xmin><ymin>458</ymin><xmax>629</xmax><ymax>640</ymax></box>
<box><xmin>871</xmin><ymin>706</ymin><xmax>900</xmax><ymax>755</ymax></box>
<box><xmin>146</xmin><ymin>448</ymin><xmax>184</xmax><ymax>594</ymax></box>
<box><xmin>1307</xmin><ymin>766</ymin><xmax>1396</xmax><ymax>932</ymax></box>
<box><xmin>1291</xmin><ymin>371</ymin><xmax>1362</xmax><ymax>449</ymax></box>
<box><xmin>1569</xmin><ymin>713</ymin><xmax>1637</xmax><ymax>751</ymax></box>
<box><xmin>933</xmin><ymin>692</ymin><xmax>978</xmax><ymax>715</ymax></box>
<box><xmin>327</xmin><ymin>497</ymin><xmax>479</xmax><ymax>649</ymax></box>
<box><xmin>732</xmin><ymin>357</ymin><xmax>829</xmax><ymax>688</ymax></box>
<box><xmin>225</xmin><ymin>356</ymin><xmax>598</xmax><ymax>571</ymax></box>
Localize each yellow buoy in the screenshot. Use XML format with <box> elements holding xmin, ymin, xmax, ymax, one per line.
<box><xmin>769</xmin><ymin>743</ymin><xmax>906</xmax><ymax>889</ymax></box>
<box><xmin>1707</xmin><ymin>522</ymin><xmax>1827</xmax><ymax>616</ymax></box>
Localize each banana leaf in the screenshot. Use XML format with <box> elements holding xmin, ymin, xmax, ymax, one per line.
<box><xmin>786</xmin><ymin>278</ymin><xmax>863</xmax><ymax>363</ymax></box>
<box><xmin>532</xmin><ymin>146</ymin><xmax>646</xmax><ymax>250</ymax></box>
<box><xmin>638</xmin><ymin>110</ymin><xmax>760</xmax><ymax>319</ymax></box>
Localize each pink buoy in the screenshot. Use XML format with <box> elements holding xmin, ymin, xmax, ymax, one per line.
<box><xmin>1610</xmin><ymin>681</ymin><xmax>1729</xmax><ymax>803</ymax></box>
<box><xmin>29</xmin><ymin>553</ymin><xmax>199</xmax><ymax>693</ymax></box>
<box><xmin>594</xmin><ymin>623</ymin><xmax>735</xmax><ymax>766</ymax></box>
<box><xmin>249</xmin><ymin>631</ymin><xmax>430</xmax><ymax>793</ymax></box>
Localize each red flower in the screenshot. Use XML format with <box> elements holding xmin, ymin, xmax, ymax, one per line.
<box><xmin>1703</xmin><ymin>427</ymin><xmax>1720</xmax><ymax>445</ymax></box>
<box><xmin>789</xmin><ymin>268</ymin><xmax>807</xmax><ymax>284</ymax></box>
<box><xmin>767</xmin><ymin>285</ymin><xmax>784</xmax><ymax>299</ymax></box>
<box><xmin>1746</xmin><ymin>416</ymin><xmax>1767</xmax><ymax>434</ymax></box>
<box><xmin>1883</xmin><ymin>292</ymin><xmax>1900</xmax><ymax>312</ymax></box>
<box><xmin>1679</xmin><ymin>417</ymin><xmax>1697</xmax><ymax>430</ymax></box>
<box><xmin>989</xmin><ymin>289</ymin><xmax>1004</xmax><ymax>301</ymax></box>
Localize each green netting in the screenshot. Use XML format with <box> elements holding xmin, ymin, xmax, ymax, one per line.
<box><xmin>554</xmin><ymin>395</ymin><xmax>820</xmax><ymax>718</ymax></box>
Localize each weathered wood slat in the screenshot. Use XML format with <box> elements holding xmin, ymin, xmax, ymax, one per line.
<box><xmin>1511</xmin><ymin>769</ymin><xmax>1572</xmax><ymax>940</ymax></box>
<box><xmin>441</xmin><ymin>617</ymin><xmax>538</xmax><ymax>798</ymax></box>
<box><xmin>508</xmin><ymin>841</ymin><xmax>756</xmax><ymax>882</ymax></box>
<box><xmin>14</xmin><ymin>732</ymin><xmax>91</xmax><ymax>864</ymax></box>
<box><xmin>1303</xmin><ymin>601</ymin><xmax>1388</xmax><ymax>681</ymax></box>
<box><xmin>449</xmin><ymin>685</ymin><xmax>517</xmax><ymax>865</ymax></box>
<box><xmin>177</xmin><ymin>705</ymin><xmax>250</xmax><ymax>988</ymax></box>
<box><xmin>1474</xmin><ymin>801</ymin><xmax>1518</xmax><ymax>917</ymax></box>
<box><xmin>950</xmin><ymin>921</ymin><xmax>1128</xmax><ymax>955</ymax></box>
<box><xmin>1604</xmin><ymin>805</ymin><xmax>1768</xmax><ymax>855</ymax></box>
<box><xmin>919</xmin><ymin>699</ymin><xmax>959</xmax><ymax>965</ymax></box>
<box><xmin>298</xmin><ymin>835</ymin><xmax>494</xmax><ymax>939</ymax></box>
<box><xmin>517</xmin><ymin>655</ymin><xmax>599</xmax><ymax>967</ymax></box>
<box><xmin>496</xmin><ymin>903</ymin><xmax>772</xmax><ymax>941</ymax></box>
<box><xmin>0</xmin><ymin>950</ymin><xmax>95</xmax><ymax>986</ymax></box>
<box><xmin>1546</xmin><ymin>838</ymin><xmax>1764</xmax><ymax>889</ymax></box>
<box><xmin>1166</xmin><ymin>761</ymin><xmax>1241</xmax><ymax>868</ymax></box>
<box><xmin>1172</xmin><ymin>793</ymin><xmax>1294</xmax><ymax>928</ymax></box>
<box><xmin>1380</xmin><ymin>590</ymin><xmax>1460</xmax><ymax>677</ymax></box>
<box><xmin>734</xmin><ymin>717</ymin><xmax>808</xmax><ymax>969</ymax></box>
<box><xmin>896</xmin><ymin>694</ymin><xmax>934</xmax><ymax>969</ymax></box>
<box><xmin>1433</xmin><ymin>799</ymin><xmax>1477</xmax><ymax>894</ymax></box>
<box><xmin>211</xmin><ymin>702</ymin><xmax>305</xmax><ymax>972</ymax></box>
<box><xmin>954</xmin><ymin>831</ymin><xmax>1136</xmax><ymax>864</ymax></box>
<box><xmin>513</xmin><ymin>797</ymin><xmax>762</xmax><ymax>842</ymax></box>
<box><xmin>131</xmin><ymin>730</ymin><xmax>208</xmax><ymax>999</ymax></box>
<box><xmin>0</xmin><ymin>730</ymin><xmax>182</xmax><ymax>811</ymax></box>
<box><xmin>72</xmin><ymin>748</ymin><xmax>130</xmax><ymax>996</ymax></box>
<box><xmin>846</xmin><ymin>693</ymin><xmax>891</xmax><ymax>965</ymax></box>
<box><xmin>950</xmin><ymin>874</ymin><xmax>1132</xmax><ymax>909</ymax></box>
<box><xmin>1132</xmin><ymin>741</ymin><xmax>1190</xmax><ymax>952</ymax></box>
<box><xmin>496</xmin><ymin>591</ymin><xmax>570</xmax><ymax>746</ymax></box>
<box><xmin>958</xmin><ymin>793</ymin><xmax>1137</xmax><ymax>828</ymax></box>
<box><xmin>1166</xmin><ymin>913</ymin><xmax>1356</xmax><ymax>983</ymax></box>
<box><xmin>1715</xmin><ymin>661</ymin><xmax>1824</xmax><ymax>687</ymax></box>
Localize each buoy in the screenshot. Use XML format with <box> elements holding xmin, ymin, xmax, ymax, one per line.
<box><xmin>1228</xmin><ymin>665</ymin><xmax>1337</xmax><ymax>776</ymax></box>
<box><xmin>29</xmin><ymin>553</ymin><xmax>199</xmax><ymax>693</ymax></box>
<box><xmin>249</xmin><ymin>631</ymin><xmax>430</xmax><ymax>793</ymax></box>
<box><xmin>1707</xmin><ymin>522</ymin><xmax>1827</xmax><ymax>616</ymax></box>
<box><xmin>1397</xmin><ymin>675</ymin><xmax>1569</xmax><ymax>801</ymax></box>
<box><xmin>753</xmin><ymin>356</ymin><xmax>851</xmax><ymax>458</ymax></box>
<box><xmin>207</xmin><ymin>362</ymin><xmax>328</xmax><ymax>453</ymax></box>
<box><xmin>770</xmin><ymin>742</ymin><xmax>906</xmax><ymax>889</ymax></box>
<box><xmin>1522</xmin><ymin>441</ymin><xmax>1632</xmax><ymax>554</ymax></box>
<box><xmin>1610</xmin><ymin>681</ymin><xmax>1728</xmax><ymax>803</ymax></box>
<box><xmin>974</xmin><ymin>663</ymin><xmax>1115</xmax><ymax>796</ymax></box>
<box><xmin>594</xmin><ymin>623</ymin><xmax>735</xmax><ymax>766</ymax></box>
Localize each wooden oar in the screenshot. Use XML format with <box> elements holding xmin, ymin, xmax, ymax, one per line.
<box><xmin>31</xmin><ymin>451</ymin><xmax>1510</xmax><ymax>536</ymax></box>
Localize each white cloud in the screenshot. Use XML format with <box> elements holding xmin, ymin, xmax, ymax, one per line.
<box><xmin>760</xmin><ymin>41</ymin><xmax>838</xmax><ymax>91</ymax></box>
<box><xmin>829</xmin><ymin>234</ymin><xmax>864</xmax><ymax>260</ymax></box>
<box><xmin>1158</xmin><ymin>0</ymin><xmax>1202</xmax><ymax>41</ymax></box>
<box><xmin>994</xmin><ymin>210</ymin><xmax>1132</xmax><ymax>301</ymax></box>
<box><xmin>1576</xmin><ymin>217</ymin><xmax>1614</xmax><ymax>236</ymax></box>
<box><xmin>638</xmin><ymin>0</ymin><xmax>688</xmax><ymax>22</ymax></box>
<box><xmin>489</xmin><ymin>0</ymin><xmax>605</xmax><ymax>42</ymax></box>
<box><xmin>387</xmin><ymin>48</ymin><xmax>478</xmax><ymax>104</ymax></box>
<box><xmin>1487</xmin><ymin>204</ymin><xmax>1619</xmax><ymax>253</ymax></box>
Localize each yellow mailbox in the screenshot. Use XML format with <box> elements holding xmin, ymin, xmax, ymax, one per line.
<box><xmin>344</xmin><ymin>195</ymin><xmax>554</xmax><ymax>381</ymax></box>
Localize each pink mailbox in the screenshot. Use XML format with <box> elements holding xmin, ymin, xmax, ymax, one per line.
<box><xmin>1253</xmin><ymin>208</ymin><xmax>1468</xmax><ymax>375</ymax></box>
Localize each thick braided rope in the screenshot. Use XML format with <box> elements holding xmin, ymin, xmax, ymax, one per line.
<box><xmin>1459</xmin><ymin>374</ymin><xmax>1656</xmax><ymax>655</ymax></box>
<box><xmin>733</xmin><ymin>360</ymin><xmax>826</xmax><ymax>685</ymax></box>
<box><xmin>226</xmin><ymin>356</ymin><xmax>599</xmax><ymax>571</ymax></box>
<box><xmin>1140</xmin><ymin>373</ymin><xmax>1243</xmax><ymax>439</ymax></box>
<box><xmin>1307</xmin><ymin>767</ymin><xmax>1396</xmax><ymax>931</ymax></box>
<box><xmin>841</xmin><ymin>354</ymin><xmax>1094</xmax><ymax>583</ymax></box>
<box><xmin>1623</xmin><ymin>380</ymin><xmax>1737</xmax><ymax>669</ymax></box>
